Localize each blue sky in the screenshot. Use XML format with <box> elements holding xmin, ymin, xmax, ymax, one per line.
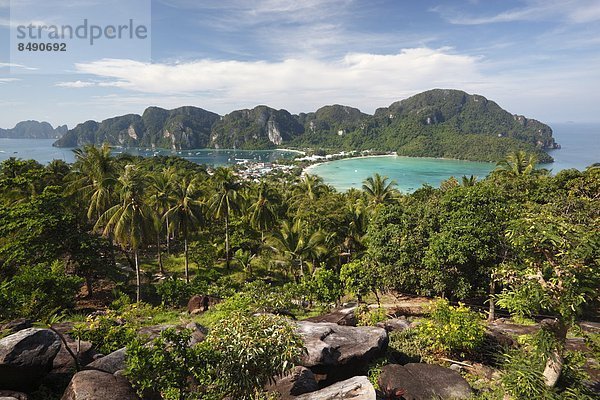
<box><xmin>1</xmin><ymin>0</ymin><xmax>600</xmax><ymax>128</ymax></box>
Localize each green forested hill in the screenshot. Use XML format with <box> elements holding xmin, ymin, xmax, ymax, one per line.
<box><xmin>53</xmin><ymin>89</ymin><xmax>557</xmax><ymax>162</ymax></box>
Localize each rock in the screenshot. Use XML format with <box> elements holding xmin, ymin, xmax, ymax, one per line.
<box><xmin>304</xmin><ymin>306</ymin><xmax>357</xmax><ymax>326</ymax></box>
<box><xmin>0</xmin><ymin>328</ymin><xmax>61</xmax><ymax>391</ymax></box>
<box><xmin>266</xmin><ymin>366</ymin><xmax>318</xmax><ymax>399</ymax></box>
<box><xmin>296</xmin><ymin>321</ymin><xmax>387</xmax><ymax>381</ymax></box>
<box><xmin>137</xmin><ymin>324</ymin><xmax>175</xmax><ymax>341</ymax></box>
<box><xmin>294</xmin><ymin>376</ymin><xmax>376</xmax><ymax>400</ymax></box>
<box><xmin>0</xmin><ymin>391</ymin><xmax>27</xmax><ymax>400</ymax></box>
<box><xmin>85</xmin><ymin>348</ymin><xmax>126</xmax><ymax>374</ymax></box>
<box><xmin>0</xmin><ymin>319</ymin><xmax>33</xmax><ymax>335</ymax></box>
<box><xmin>61</xmin><ymin>370</ymin><xmax>139</xmax><ymax>400</ymax></box>
<box><xmin>187</xmin><ymin>295</ymin><xmax>220</xmax><ymax>314</ymax></box>
<box><xmin>185</xmin><ymin>322</ymin><xmax>207</xmax><ymax>345</ymax></box>
<box><xmin>52</xmin><ymin>339</ymin><xmax>95</xmax><ymax>373</ymax></box>
<box><xmin>378</xmin><ymin>363</ymin><xmax>472</xmax><ymax>400</ymax></box>
<box><xmin>376</xmin><ymin>317</ymin><xmax>411</xmax><ymax>332</ymax></box>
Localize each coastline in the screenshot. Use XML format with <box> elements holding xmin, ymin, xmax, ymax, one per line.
<box><xmin>303</xmin><ymin>154</ymin><xmax>397</xmax><ymax>175</ymax></box>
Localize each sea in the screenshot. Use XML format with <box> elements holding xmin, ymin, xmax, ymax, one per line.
<box><xmin>0</xmin><ymin>123</ymin><xmax>598</xmax><ymax>192</ymax></box>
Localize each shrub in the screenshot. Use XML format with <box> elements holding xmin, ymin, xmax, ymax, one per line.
<box><xmin>206</xmin><ymin>313</ymin><xmax>304</xmax><ymax>399</ymax></box>
<box><xmin>500</xmin><ymin>349</ymin><xmax>549</xmax><ymax>398</ymax></box>
<box><xmin>339</xmin><ymin>259</ymin><xmax>381</xmax><ymax>304</ymax></box>
<box><xmin>156</xmin><ymin>276</ymin><xmax>193</xmax><ymax>307</ymax></box>
<box><xmin>304</xmin><ymin>268</ymin><xmax>342</xmax><ymax>305</ymax></box>
<box><xmin>416</xmin><ymin>298</ymin><xmax>485</xmax><ymax>356</ymax></box>
<box><xmin>356</xmin><ymin>305</ymin><xmax>388</xmax><ymax>326</ymax></box>
<box><xmin>126</xmin><ymin>328</ymin><xmax>212</xmax><ymax>400</ymax></box>
<box><xmin>0</xmin><ymin>261</ymin><xmax>82</xmax><ymax>320</ymax></box>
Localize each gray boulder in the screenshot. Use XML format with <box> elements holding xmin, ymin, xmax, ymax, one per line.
<box><xmin>0</xmin><ymin>391</ymin><xmax>28</xmax><ymax>400</ymax></box>
<box><xmin>296</xmin><ymin>321</ymin><xmax>387</xmax><ymax>383</ymax></box>
<box><xmin>378</xmin><ymin>363</ymin><xmax>472</xmax><ymax>400</ymax></box>
<box><xmin>0</xmin><ymin>328</ymin><xmax>61</xmax><ymax>391</ymax></box>
<box><xmin>85</xmin><ymin>347</ymin><xmax>126</xmax><ymax>374</ymax></box>
<box><xmin>376</xmin><ymin>317</ymin><xmax>411</xmax><ymax>332</ymax></box>
<box><xmin>61</xmin><ymin>370</ymin><xmax>139</xmax><ymax>400</ymax></box>
<box><xmin>294</xmin><ymin>376</ymin><xmax>376</xmax><ymax>400</ymax></box>
<box><xmin>266</xmin><ymin>366</ymin><xmax>319</xmax><ymax>399</ymax></box>
<box><xmin>304</xmin><ymin>306</ymin><xmax>357</xmax><ymax>326</ymax></box>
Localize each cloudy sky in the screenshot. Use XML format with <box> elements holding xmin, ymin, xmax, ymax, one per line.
<box><xmin>1</xmin><ymin>0</ymin><xmax>600</xmax><ymax>128</ymax></box>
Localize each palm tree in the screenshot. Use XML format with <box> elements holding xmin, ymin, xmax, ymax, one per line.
<box><xmin>495</xmin><ymin>150</ymin><xmax>540</xmax><ymax>176</ymax></box>
<box><xmin>268</xmin><ymin>219</ymin><xmax>326</xmax><ymax>279</ymax></box>
<box><xmin>248</xmin><ymin>182</ymin><xmax>277</xmax><ymax>242</ymax></box>
<box><xmin>69</xmin><ymin>144</ymin><xmax>119</xmax><ymax>222</ymax></box>
<box><xmin>147</xmin><ymin>167</ymin><xmax>177</xmax><ymax>273</ymax></box>
<box><xmin>362</xmin><ymin>173</ymin><xmax>398</xmax><ymax>207</ymax></box>
<box><xmin>164</xmin><ymin>175</ymin><xmax>204</xmax><ymax>283</ymax></box>
<box><xmin>209</xmin><ymin>168</ymin><xmax>244</xmax><ymax>269</ymax></box>
<box><xmin>95</xmin><ymin>164</ymin><xmax>155</xmax><ymax>302</ymax></box>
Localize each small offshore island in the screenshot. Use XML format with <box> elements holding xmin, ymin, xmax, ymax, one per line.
<box><xmin>1</xmin><ymin>89</ymin><xmax>598</xmax><ymax>400</ymax></box>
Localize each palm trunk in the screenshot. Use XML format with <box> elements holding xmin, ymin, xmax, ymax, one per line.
<box><xmin>165</xmin><ymin>215</ymin><xmax>171</xmax><ymax>255</ymax></box>
<box><xmin>134</xmin><ymin>250</ymin><xmax>141</xmax><ymax>303</ymax></box>
<box><xmin>488</xmin><ymin>279</ymin><xmax>495</xmax><ymax>322</ymax></box>
<box><xmin>84</xmin><ymin>275</ymin><xmax>93</xmax><ymax>298</ymax></box>
<box><xmin>157</xmin><ymin>230</ymin><xmax>164</xmax><ymax>274</ymax></box>
<box><xmin>225</xmin><ymin>213</ymin><xmax>230</xmax><ymax>269</ymax></box>
<box><xmin>184</xmin><ymin>229</ymin><xmax>190</xmax><ymax>284</ymax></box>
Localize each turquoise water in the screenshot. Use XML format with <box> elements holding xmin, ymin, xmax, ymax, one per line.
<box><xmin>0</xmin><ymin>140</ymin><xmax>299</xmax><ymax>166</ymax></box>
<box><xmin>307</xmin><ymin>156</ymin><xmax>495</xmax><ymax>192</ymax></box>
<box><xmin>309</xmin><ymin>123</ymin><xmax>600</xmax><ymax>192</ymax></box>
<box><xmin>0</xmin><ymin>123</ymin><xmax>598</xmax><ymax>192</ymax></box>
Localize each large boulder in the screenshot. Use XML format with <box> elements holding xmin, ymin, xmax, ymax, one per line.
<box><xmin>266</xmin><ymin>366</ymin><xmax>319</xmax><ymax>399</ymax></box>
<box><xmin>294</xmin><ymin>376</ymin><xmax>376</xmax><ymax>400</ymax></box>
<box><xmin>0</xmin><ymin>328</ymin><xmax>61</xmax><ymax>391</ymax></box>
<box><xmin>85</xmin><ymin>348</ymin><xmax>126</xmax><ymax>374</ymax></box>
<box><xmin>187</xmin><ymin>295</ymin><xmax>221</xmax><ymax>315</ymax></box>
<box><xmin>0</xmin><ymin>391</ymin><xmax>28</xmax><ymax>400</ymax></box>
<box><xmin>378</xmin><ymin>363</ymin><xmax>472</xmax><ymax>400</ymax></box>
<box><xmin>376</xmin><ymin>317</ymin><xmax>411</xmax><ymax>333</ymax></box>
<box><xmin>61</xmin><ymin>370</ymin><xmax>139</xmax><ymax>400</ymax></box>
<box><xmin>296</xmin><ymin>321</ymin><xmax>387</xmax><ymax>381</ymax></box>
<box><xmin>304</xmin><ymin>306</ymin><xmax>357</xmax><ymax>326</ymax></box>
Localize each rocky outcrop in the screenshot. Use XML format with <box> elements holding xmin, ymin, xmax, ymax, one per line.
<box><xmin>61</xmin><ymin>370</ymin><xmax>139</xmax><ymax>400</ymax></box>
<box><xmin>376</xmin><ymin>317</ymin><xmax>411</xmax><ymax>332</ymax></box>
<box><xmin>266</xmin><ymin>366</ymin><xmax>319</xmax><ymax>399</ymax></box>
<box><xmin>0</xmin><ymin>328</ymin><xmax>61</xmax><ymax>391</ymax></box>
<box><xmin>0</xmin><ymin>121</ymin><xmax>66</xmax><ymax>139</ymax></box>
<box><xmin>187</xmin><ymin>295</ymin><xmax>221</xmax><ymax>315</ymax></box>
<box><xmin>296</xmin><ymin>321</ymin><xmax>387</xmax><ymax>382</ymax></box>
<box><xmin>294</xmin><ymin>376</ymin><xmax>376</xmax><ymax>400</ymax></box>
<box><xmin>0</xmin><ymin>391</ymin><xmax>28</xmax><ymax>400</ymax></box>
<box><xmin>85</xmin><ymin>348</ymin><xmax>126</xmax><ymax>374</ymax></box>
<box><xmin>303</xmin><ymin>306</ymin><xmax>357</xmax><ymax>326</ymax></box>
<box><xmin>378</xmin><ymin>363</ymin><xmax>472</xmax><ymax>400</ymax></box>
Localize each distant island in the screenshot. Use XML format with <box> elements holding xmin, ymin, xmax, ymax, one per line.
<box><xmin>0</xmin><ymin>120</ymin><xmax>67</xmax><ymax>139</ymax></box>
<box><xmin>53</xmin><ymin>89</ymin><xmax>558</xmax><ymax>163</ymax></box>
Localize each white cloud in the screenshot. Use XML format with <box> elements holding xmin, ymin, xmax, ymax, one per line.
<box><xmin>55</xmin><ymin>80</ymin><xmax>97</xmax><ymax>88</ymax></box>
<box><xmin>0</xmin><ymin>78</ymin><xmax>20</xmax><ymax>83</ymax></box>
<box><xmin>71</xmin><ymin>48</ymin><xmax>485</xmax><ymax>113</ymax></box>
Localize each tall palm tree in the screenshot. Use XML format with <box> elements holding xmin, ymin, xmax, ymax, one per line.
<box><xmin>268</xmin><ymin>219</ymin><xmax>326</xmax><ymax>279</ymax></box>
<box><xmin>495</xmin><ymin>150</ymin><xmax>540</xmax><ymax>176</ymax></box>
<box><xmin>69</xmin><ymin>144</ymin><xmax>119</xmax><ymax>222</ymax></box>
<box><xmin>248</xmin><ymin>182</ymin><xmax>278</xmax><ymax>242</ymax></box>
<box><xmin>147</xmin><ymin>167</ymin><xmax>177</xmax><ymax>273</ymax></box>
<box><xmin>95</xmin><ymin>164</ymin><xmax>155</xmax><ymax>302</ymax></box>
<box><xmin>164</xmin><ymin>176</ymin><xmax>204</xmax><ymax>283</ymax></box>
<box><xmin>210</xmin><ymin>168</ymin><xmax>244</xmax><ymax>269</ymax></box>
<box><xmin>362</xmin><ymin>173</ymin><xmax>398</xmax><ymax>207</ymax></box>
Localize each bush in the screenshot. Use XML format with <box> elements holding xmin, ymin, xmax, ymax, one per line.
<box><xmin>356</xmin><ymin>305</ymin><xmax>388</xmax><ymax>326</ymax></box>
<box><xmin>126</xmin><ymin>328</ymin><xmax>211</xmax><ymax>400</ymax></box>
<box><xmin>125</xmin><ymin>313</ymin><xmax>304</xmax><ymax>400</ymax></box>
<box><xmin>206</xmin><ymin>313</ymin><xmax>304</xmax><ymax>399</ymax></box>
<box><xmin>0</xmin><ymin>261</ymin><xmax>82</xmax><ymax>320</ymax></box>
<box><xmin>73</xmin><ymin>303</ymin><xmax>159</xmax><ymax>353</ymax></box>
<box><xmin>416</xmin><ymin>298</ymin><xmax>485</xmax><ymax>356</ymax></box>
<box><xmin>156</xmin><ymin>276</ymin><xmax>193</xmax><ymax>307</ymax></box>
<box><xmin>304</xmin><ymin>268</ymin><xmax>342</xmax><ymax>305</ymax></box>
<box><xmin>500</xmin><ymin>349</ymin><xmax>549</xmax><ymax>399</ymax></box>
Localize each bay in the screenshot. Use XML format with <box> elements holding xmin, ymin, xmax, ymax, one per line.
<box><xmin>308</xmin><ymin>123</ymin><xmax>600</xmax><ymax>192</ymax></box>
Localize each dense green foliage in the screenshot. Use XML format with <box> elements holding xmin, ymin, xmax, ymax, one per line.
<box><xmin>0</xmin><ymin>145</ymin><xmax>597</xmax><ymax>398</ymax></box>
<box><xmin>54</xmin><ymin>89</ymin><xmax>556</xmax><ymax>162</ymax></box>
<box><xmin>125</xmin><ymin>313</ymin><xmax>303</xmax><ymax>400</ymax></box>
